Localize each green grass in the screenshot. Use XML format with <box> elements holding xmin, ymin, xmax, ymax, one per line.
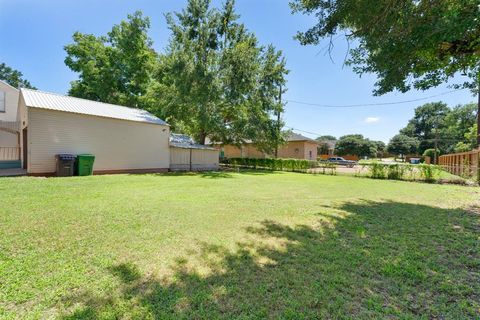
<box><xmin>0</xmin><ymin>171</ymin><xmax>479</xmax><ymax>319</ymax></box>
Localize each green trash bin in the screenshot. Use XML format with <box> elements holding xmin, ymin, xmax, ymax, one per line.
<box><xmin>77</xmin><ymin>154</ymin><xmax>95</xmax><ymax>176</ymax></box>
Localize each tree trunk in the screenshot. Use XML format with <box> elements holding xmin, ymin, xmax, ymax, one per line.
<box><xmin>199</xmin><ymin>131</ymin><xmax>206</xmax><ymax>145</ymax></box>
<box><xmin>477</xmin><ymin>81</ymin><xmax>480</xmax><ymax>149</ymax></box>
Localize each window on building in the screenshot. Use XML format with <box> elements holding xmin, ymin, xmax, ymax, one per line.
<box><xmin>309</xmin><ymin>150</ymin><xmax>312</xmax><ymax>159</ymax></box>
<box><xmin>0</xmin><ymin>91</ymin><xmax>5</xmax><ymax>112</ymax></box>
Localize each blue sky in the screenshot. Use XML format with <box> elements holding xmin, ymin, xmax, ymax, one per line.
<box><xmin>0</xmin><ymin>0</ymin><xmax>475</xmax><ymax>142</ymax></box>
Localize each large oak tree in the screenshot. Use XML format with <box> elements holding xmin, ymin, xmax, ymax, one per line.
<box><xmin>152</xmin><ymin>0</ymin><xmax>288</xmax><ymax>148</ymax></box>
<box><xmin>64</xmin><ymin>12</ymin><xmax>157</xmax><ymax>109</ymax></box>
<box><xmin>291</xmin><ymin>0</ymin><xmax>480</xmax><ymax>146</ymax></box>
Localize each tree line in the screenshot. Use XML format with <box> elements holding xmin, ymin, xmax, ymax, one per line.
<box><xmin>388</xmin><ymin>102</ymin><xmax>477</xmax><ymax>158</ymax></box>
<box><xmin>63</xmin><ymin>0</ymin><xmax>288</xmax><ymax>151</ymax></box>
<box><xmin>2</xmin><ymin>0</ymin><xmax>479</xmax><ymax>153</ymax></box>
<box><xmin>315</xmin><ymin>101</ymin><xmax>477</xmax><ymax>158</ymax></box>
<box><xmin>316</xmin><ymin>135</ymin><xmax>386</xmax><ymax>158</ymax></box>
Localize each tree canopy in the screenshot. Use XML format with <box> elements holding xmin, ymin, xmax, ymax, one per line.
<box><xmin>387</xmin><ymin>134</ymin><xmax>420</xmax><ymax>157</ymax></box>
<box><xmin>0</xmin><ymin>63</ymin><xmax>36</xmax><ymax>89</ymax></box>
<box><xmin>64</xmin><ymin>11</ymin><xmax>157</xmax><ymax>109</ymax></box>
<box><xmin>335</xmin><ymin>134</ymin><xmax>378</xmax><ymax>157</ymax></box>
<box><xmin>64</xmin><ymin>1</ymin><xmax>288</xmax><ymax>150</ymax></box>
<box><xmin>150</xmin><ymin>0</ymin><xmax>288</xmax><ymax>147</ymax></box>
<box><xmin>291</xmin><ymin>0</ymin><xmax>480</xmax><ymax>95</ymax></box>
<box><xmin>393</xmin><ymin>102</ymin><xmax>477</xmax><ymax>154</ymax></box>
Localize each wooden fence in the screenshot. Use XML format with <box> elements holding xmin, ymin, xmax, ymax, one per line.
<box><xmin>438</xmin><ymin>149</ymin><xmax>480</xmax><ymax>181</ymax></box>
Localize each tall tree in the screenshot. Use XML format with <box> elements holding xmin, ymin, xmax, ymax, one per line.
<box><xmin>387</xmin><ymin>134</ymin><xmax>419</xmax><ymax>158</ymax></box>
<box><xmin>443</xmin><ymin>103</ymin><xmax>477</xmax><ymax>145</ymax></box>
<box><xmin>398</xmin><ymin>102</ymin><xmax>477</xmax><ymax>153</ymax></box>
<box><xmin>64</xmin><ymin>11</ymin><xmax>157</xmax><ymax>109</ymax></box>
<box><xmin>335</xmin><ymin>134</ymin><xmax>377</xmax><ymax>157</ymax></box>
<box><xmin>0</xmin><ymin>63</ymin><xmax>36</xmax><ymax>89</ymax></box>
<box><xmin>291</xmin><ymin>0</ymin><xmax>480</xmax><ymax>146</ymax></box>
<box><xmin>153</xmin><ymin>0</ymin><xmax>288</xmax><ymax>148</ymax></box>
<box><xmin>316</xmin><ymin>135</ymin><xmax>337</xmax><ymax>154</ymax></box>
<box><xmin>455</xmin><ymin>124</ymin><xmax>478</xmax><ymax>152</ymax></box>
<box><xmin>399</xmin><ymin>102</ymin><xmax>450</xmax><ymax>154</ymax></box>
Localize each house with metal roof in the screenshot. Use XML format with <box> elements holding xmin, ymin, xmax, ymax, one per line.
<box><xmin>214</xmin><ymin>132</ymin><xmax>318</xmax><ymax>160</ymax></box>
<box><xmin>17</xmin><ymin>88</ymin><xmax>171</xmax><ymax>175</ymax></box>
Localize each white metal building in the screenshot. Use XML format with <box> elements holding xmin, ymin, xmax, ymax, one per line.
<box><xmin>18</xmin><ymin>89</ymin><xmax>171</xmax><ymax>175</ymax></box>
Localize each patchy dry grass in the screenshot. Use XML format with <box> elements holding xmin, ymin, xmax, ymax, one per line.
<box><xmin>0</xmin><ymin>171</ymin><xmax>479</xmax><ymax>319</ymax></box>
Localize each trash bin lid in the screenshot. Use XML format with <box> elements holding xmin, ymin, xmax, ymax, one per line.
<box><xmin>77</xmin><ymin>154</ymin><xmax>95</xmax><ymax>160</ymax></box>
<box><xmin>56</xmin><ymin>154</ymin><xmax>76</xmax><ymax>161</ymax></box>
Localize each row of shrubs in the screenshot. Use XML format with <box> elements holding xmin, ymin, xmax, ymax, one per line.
<box><xmin>224</xmin><ymin>157</ymin><xmax>317</xmax><ymax>172</ymax></box>
<box><xmin>360</xmin><ymin>162</ymin><xmax>443</xmax><ymax>182</ymax></box>
<box><xmin>222</xmin><ymin>158</ymin><xmax>448</xmax><ymax>183</ymax></box>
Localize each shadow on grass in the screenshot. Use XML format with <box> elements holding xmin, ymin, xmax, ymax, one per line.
<box><xmin>62</xmin><ymin>201</ymin><xmax>479</xmax><ymax>319</ymax></box>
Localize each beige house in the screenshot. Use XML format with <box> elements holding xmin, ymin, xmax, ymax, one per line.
<box><xmin>17</xmin><ymin>89</ymin><xmax>171</xmax><ymax>175</ymax></box>
<box><xmin>0</xmin><ymin>80</ymin><xmax>21</xmax><ymax>168</ymax></box>
<box><xmin>216</xmin><ymin>133</ymin><xmax>318</xmax><ymax>160</ymax></box>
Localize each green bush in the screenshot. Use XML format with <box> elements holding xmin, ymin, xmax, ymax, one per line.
<box><xmin>418</xmin><ymin>164</ymin><xmax>441</xmax><ymax>182</ymax></box>
<box><xmin>224</xmin><ymin>157</ymin><xmax>317</xmax><ymax>173</ymax></box>
<box><xmin>423</xmin><ymin>149</ymin><xmax>440</xmax><ymax>158</ymax></box>
<box><xmin>387</xmin><ymin>164</ymin><xmax>406</xmax><ymax>180</ymax></box>
<box><xmin>367</xmin><ymin>162</ymin><xmax>387</xmax><ymax>179</ymax></box>
<box><xmin>360</xmin><ymin>162</ymin><xmax>441</xmax><ymax>182</ymax></box>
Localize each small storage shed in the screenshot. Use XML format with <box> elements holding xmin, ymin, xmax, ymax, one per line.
<box><xmin>170</xmin><ymin>134</ymin><xmax>219</xmax><ymax>171</ymax></box>
<box><xmin>19</xmin><ymin>89</ymin><xmax>170</xmax><ymax>175</ymax></box>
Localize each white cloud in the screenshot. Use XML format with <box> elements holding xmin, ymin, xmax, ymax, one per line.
<box><xmin>364</xmin><ymin>117</ymin><xmax>380</xmax><ymax>124</ymax></box>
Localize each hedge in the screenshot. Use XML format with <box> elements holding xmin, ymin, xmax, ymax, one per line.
<box><xmin>224</xmin><ymin>157</ymin><xmax>317</xmax><ymax>172</ymax></box>
<box><xmin>360</xmin><ymin>162</ymin><xmax>442</xmax><ymax>182</ymax></box>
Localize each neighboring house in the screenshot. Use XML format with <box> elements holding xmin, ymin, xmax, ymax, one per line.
<box><xmin>317</xmin><ymin>140</ymin><xmax>336</xmax><ymax>156</ymax></box>
<box><xmin>169</xmin><ymin>133</ymin><xmax>219</xmax><ymax>171</ymax></box>
<box><xmin>17</xmin><ymin>88</ymin><xmax>171</xmax><ymax>175</ymax></box>
<box><xmin>215</xmin><ymin>132</ymin><xmax>318</xmax><ymax>160</ymax></box>
<box><xmin>0</xmin><ymin>80</ymin><xmax>21</xmax><ymax>169</ymax></box>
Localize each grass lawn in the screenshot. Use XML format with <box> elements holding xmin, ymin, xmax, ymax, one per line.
<box><xmin>1</xmin><ymin>172</ymin><xmax>479</xmax><ymax>319</ymax></box>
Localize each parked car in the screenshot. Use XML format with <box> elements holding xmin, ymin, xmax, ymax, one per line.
<box><xmin>324</xmin><ymin>157</ymin><xmax>357</xmax><ymax>167</ymax></box>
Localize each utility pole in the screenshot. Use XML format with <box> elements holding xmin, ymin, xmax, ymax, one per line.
<box><xmin>275</xmin><ymin>84</ymin><xmax>282</xmax><ymax>158</ymax></box>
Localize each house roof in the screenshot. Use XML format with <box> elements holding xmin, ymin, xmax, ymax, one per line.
<box><xmin>170</xmin><ymin>133</ymin><xmax>217</xmax><ymax>150</ymax></box>
<box><xmin>286</xmin><ymin>132</ymin><xmax>317</xmax><ymax>143</ymax></box>
<box><xmin>206</xmin><ymin>132</ymin><xmax>317</xmax><ymax>145</ymax></box>
<box><xmin>20</xmin><ymin>88</ymin><xmax>168</xmax><ymax>126</ymax></box>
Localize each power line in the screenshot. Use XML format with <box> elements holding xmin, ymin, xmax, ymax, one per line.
<box><xmin>286</xmin><ymin>126</ymin><xmax>466</xmax><ymax>144</ymax></box>
<box><xmin>285</xmin><ymin>126</ymin><xmax>322</xmax><ymax>137</ymax></box>
<box><xmin>285</xmin><ymin>89</ymin><xmax>466</xmax><ymax>108</ymax></box>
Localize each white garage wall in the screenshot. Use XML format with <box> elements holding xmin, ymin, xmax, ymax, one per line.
<box><xmin>28</xmin><ymin>108</ymin><xmax>170</xmax><ymax>174</ymax></box>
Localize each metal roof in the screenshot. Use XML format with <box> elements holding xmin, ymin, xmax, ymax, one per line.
<box><xmin>170</xmin><ymin>133</ymin><xmax>217</xmax><ymax>150</ymax></box>
<box><xmin>21</xmin><ymin>88</ymin><xmax>168</xmax><ymax>126</ymax></box>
